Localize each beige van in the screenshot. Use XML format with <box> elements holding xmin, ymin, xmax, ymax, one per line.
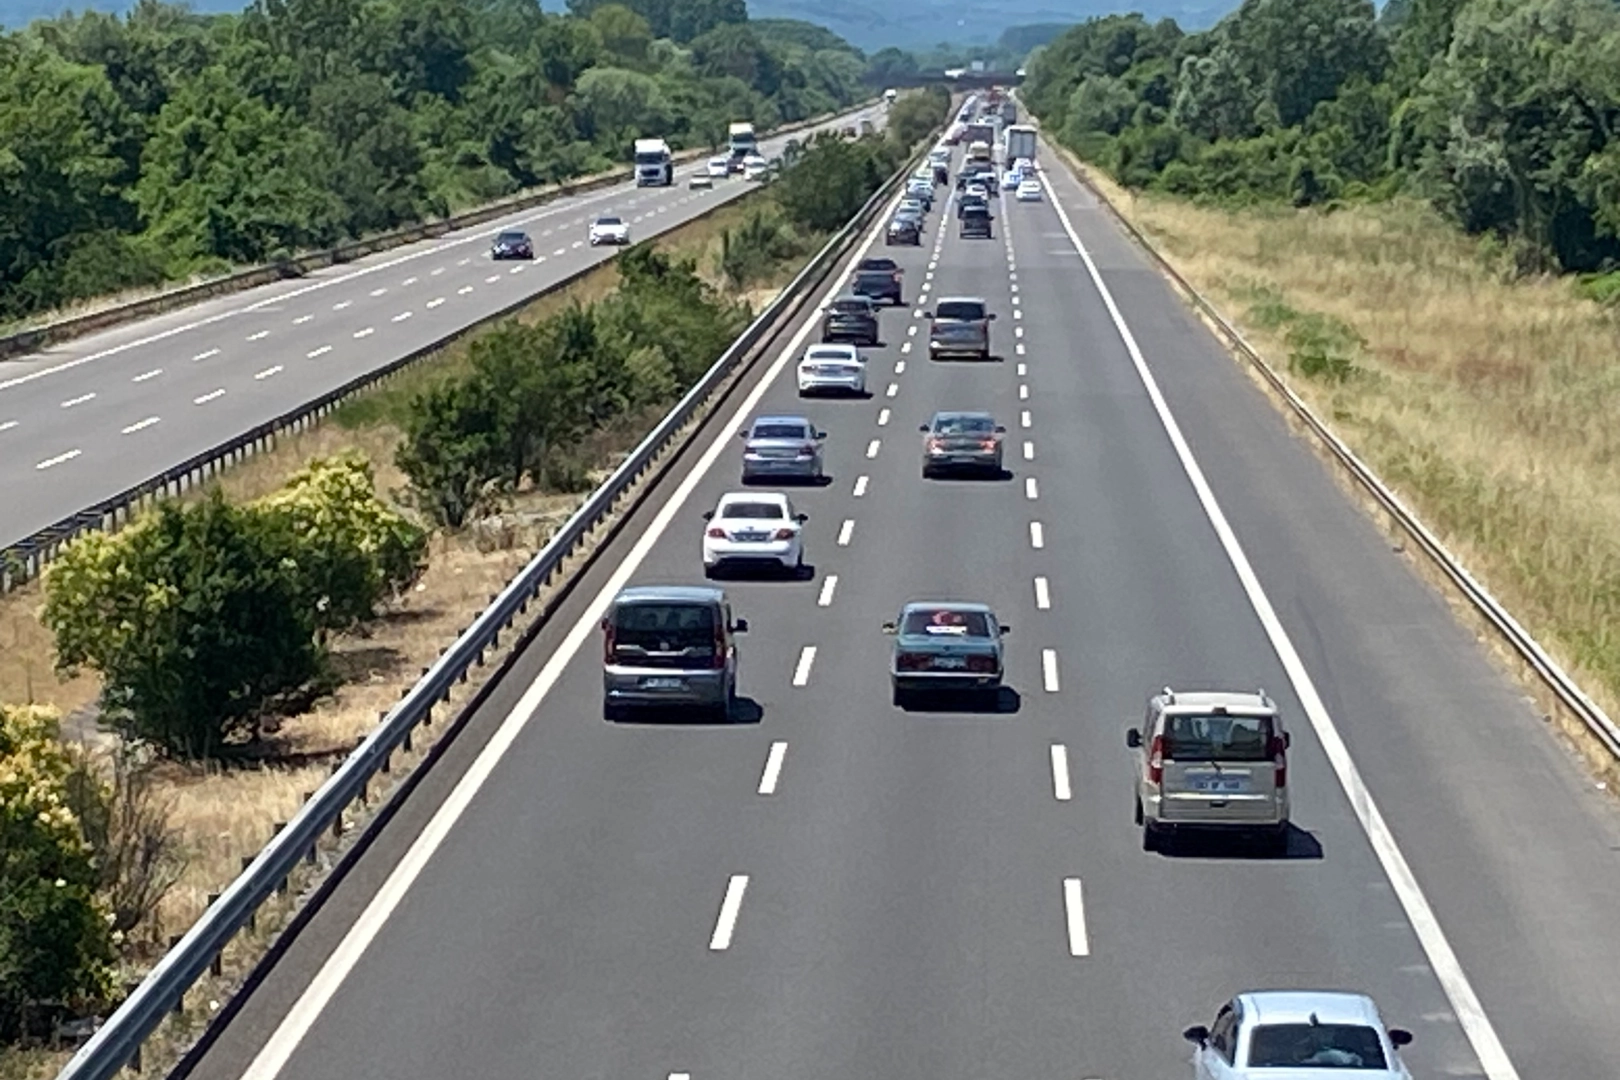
<box><xmin>1126</xmin><ymin>688</ymin><xmax>1291</xmax><ymax>854</ymax></box>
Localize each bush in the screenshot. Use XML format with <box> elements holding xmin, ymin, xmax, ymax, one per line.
<box><xmin>718</xmin><ymin>206</ymin><xmax>805</xmax><ymax>290</ymax></box>
<box><xmin>771</xmin><ymin>132</ymin><xmax>897</xmax><ymax>233</ymax></box>
<box><xmin>0</xmin><ymin>705</ymin><xmax>114</xmax><ymax>1041</ymax></box>
<box><xmin>886</xmin><ymin>86</ymin><xmax>951</xmax><ymax>149</ymax></box>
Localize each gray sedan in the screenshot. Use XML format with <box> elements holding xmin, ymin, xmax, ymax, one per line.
<box><xmin>920</xmin><ymin>411</ymin><xmax>1006</xmax><ymax>478</ymax></box>
<box><xmin>739</xmin><ymin>415</ymin><xmax>826</xmax><ymax>483</ymax></box>
<box><xmin>884</xmin><ymin>601</ymin><xmax>1009</xmax><ymax>706</ymax></box>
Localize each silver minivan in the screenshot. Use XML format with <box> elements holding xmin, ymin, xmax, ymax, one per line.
<box><xmin>1126</xmin><ymin>688</ymin><xmax>1291</xmax><ymax>853</ymax></box>
<box><xmin>601</xmin><ymin>585</ymin><xmax>748</xmax><ymax>721</ymax></box>
<box><xmin>927</xmin><ymin>296</ymin><xmax>995</xmax><ymax>360</ymax></box>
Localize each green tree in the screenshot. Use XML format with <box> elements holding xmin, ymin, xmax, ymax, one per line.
<box><xmin>396</xmin><ymin>375</ymin><xmax>505</xmax><ymax>527</ymax></box>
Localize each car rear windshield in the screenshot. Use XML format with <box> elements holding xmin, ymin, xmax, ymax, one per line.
<box><xmin>497</xmin><ymin>232</ymin><xmax>526</xmax><ymax>242</ymax></box>
<box><xmin>832</xmin><ymin>299</ymin><xmax>870</xmax><ymax>313</ymax></box>
<box><xmin>1245</xmin><ymin>1024</ymin><xmax>1387</xmax><ymax>1070</ymax></box>
<box><xmin>719</xmin><ymin>501</ymin><xmax>784</xmax><ymax>519</ymax></box>
<box><xmin>936</xmin><ymin>301</ymin><xmax>986</xmax><ymax>320</ymax></box>
<box><xmin>901</xmin><ymin>608</ymin><xmax>992</xmax><ymax>637</ymax></box>
<box><xmin>752</xmin><ymin>422</ymin><xmax>808</xmax><ymax>439</ymax></box>
<box><xmin>597</xmin><ymin>216</ymin><xmax>622</xmax><ymax>225</ymax></box>
<box><xmin>934</xmin><ymin>415</ymin><xmax>994</xmax><ymax>435</ymax></box>
<box><xmin>856</xmin><ymin>272</ymin><xmax>891</xmax><ymax>286</ymax></box>
<box><xmin>807</xmin><ymin>348</ymin><xmax>855</xmax><ymax>362</ymax></box>
<box><xmin>1162</xmin><ymin>714</ymin><xmax>1274</xmax><ymax>761</ymax></box>
<box><xmin>860</xmin><ymin>259</ymin><xmax>898</xmax><ymax>272</ymax></box>
<box><xmin>610</xmin><ymin>603</ymin><xmax>718</xmax><ymax>659</ymax></box>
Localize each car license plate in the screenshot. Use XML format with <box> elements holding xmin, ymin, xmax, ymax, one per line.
<box><xmin>1192</xmin><ymin>777</ymin><xmax>1247</xmax><ymax>793</ymax></box>
<box><xmin>933</xmin><ymin>656</ymin><xmax>966</xmax><ymax>669</ymax></box>
<box><xmin>642</xmin><ymin>677</ymin><xmax>683</xmax><ymax>690</ymax></box>
<box><xmin>737</xmin><ymin>532</ymin><xmax>767</xmax><ymax>542</ymax></box>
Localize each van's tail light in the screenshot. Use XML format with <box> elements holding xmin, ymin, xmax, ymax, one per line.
<box><xmin>979</xmin><ymin>439</ymin><xmax>997</xmax><ymax>450</ymax></box>
<box><xmin>712</xmin><ymin>622</ymin><xmax>727</xmax><ymax>669</ymax></box>
<box><xmin>773</xmin><ymin>528</ymin><xmax>796</xmax><ymax>540</ymax></box>
<box><xmin>1147</xmin><ymin>735</ymin><xmax>1166</xmax><ymax>784</ymax></box>
<box><xmin>706</xmin><ymin>527</ymin><xmax>727</xmax><ymax>539</ymax></box>
<box><xmin>602</xmin><ymin>623</ymin><xmax>616</xmax><ymax>663</ymax></box>
<box><xmin>1270</xmin><ymin>736</ymin><xmax>1287</xmax><ymax>788</ymax></box>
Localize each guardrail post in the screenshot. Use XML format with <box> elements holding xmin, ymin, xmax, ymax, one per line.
<box><xmin>241</xmin><ymin>857</ymin><xmax>257</xmax><ymax>931</ymax></box>
<box><xmin>207</xmin><ymin>893</ymin><xmax>223</xmax><ymax>975</ymax></box>
<box><xmin>168</xmin><ymin>938</ymin><xmax>184</xmax><ymax>1014</ymax></box>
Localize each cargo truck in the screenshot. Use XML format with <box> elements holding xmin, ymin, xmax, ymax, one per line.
<box><xmin>633</xmin><ymin>137</ymin><xmax>672</xmax><ymax>186</ymax></box>
<box><xmin>1003</xmin><ymin>125</ymin><xmax>1037</xmax><ymax>168</ymax></box>
<box><xmin>727</xmin><ymin>122</ymin><xmax>757</xmax><ymax>169</ymax></box>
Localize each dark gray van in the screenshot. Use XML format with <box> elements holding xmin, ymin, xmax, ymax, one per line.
<box><xmin>601</xmin><ymin>585</ymin><xmax>747</xmax><ymax>721</ymax></box>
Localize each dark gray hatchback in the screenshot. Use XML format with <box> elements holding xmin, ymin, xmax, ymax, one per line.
<box><xmin>853</xmin><ymin>269</ymin><xmax>902</xmax><ymax>305</ymax></box>
<box><xmin>821</xmin><ymin>294</ymin><xmax>880</xmax><ymax>345</ymax></box>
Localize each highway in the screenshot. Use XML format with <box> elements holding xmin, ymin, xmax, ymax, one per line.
<box><xmin>175</xmin><ymin>137</ymin><xmax>1620</xmax><ymax>1080</ymax></box>
<box><xmin>0</xmin><ymin>104</ymin><xmax>881</xmax><ymax>551</ymax></box>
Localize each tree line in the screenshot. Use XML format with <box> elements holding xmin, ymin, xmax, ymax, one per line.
<box><xmin>0</xmin><ymin>0</ymin><xmax>877</xmax><ymax>323</ymax></box>
<box><xmin>1021</xmin><ymin>0</ymin><xmax>1620</xmax><ymax>276</ymax></box>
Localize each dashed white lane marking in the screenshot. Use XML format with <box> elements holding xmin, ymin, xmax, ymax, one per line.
<box><xmin>427</xmin><ymin>298</ymin><xmax>445</xmax><ymax>309</ymax></box>
<box><xmin>924</xmin><ymin>271</ymin><xmax>934</xmax><ymax>281</ymax></box>
<box><xmin>572</xmin><ymin>239</ymin><xmax>586</xmax><ymax>247</ymax></box>
<box><xmin>308</xmin><ymin>346</ymin><xmax>331</xmax><ymax>358</ymax></box>
<box><xmin>913</xmin><ymin>309</ymin><xmax>924</xmax><ymax>319</ymax></box>
<box><xmin>509</xmin><ymin>265</ymin><xmax>524</xmax><ymax>274</ymax></box>
<box><xmin>369</xmin><ymin>287</ymin><xmax>387</xmax><ymax>297</ymax></box>
<box><xmin>402</xmin><ymin>276</ymin><xmax>417</xmax><ymax>286</ymax></box>
<box><xmin>1010</xmin><ymin>283</ymin><xmax>1019</xmax><ymax>293</ymax></box>
<box><xmin>1029</xmin><ymin>521</ymin><xmax>1045</xmax><ymax>548</ymax></box>
<box><xmin>866</xmin><ymin>439</ymin><xmax>881</xmax><ymax>458</ymax></box>
<box><xmin>193</xmin><ymin>388</ymin><xmax>225</xmax><ymax>405</ymax></box>
<box><xmin>36</xmin><ymin>449</ymin><xmax>80</xmax><ymax>469</ymax></box>
<box><xmin>1025</xmin><ymin>477</ymin><xmax>1039</xmax><ymax>500</ymax></box>
<box><xmin>458</xmin><ymin>258</ymin><xmax>471</xmax><ymax>265</ymax></box>
<box><xmin>877</xmin><ymin>408</ymin><xmax>890</xmax><ymax>426</ymax></box>
<box><xmin>818</xmin><ymin>575</ymin><xmax>838</xmax><ymax>607</ymax></box>
<box><xmin>1050</xmin><ymin>744</ymin><xmax>1071</xmax><ymax>800</ymax></box>
<box><xmin>837</xmin><ymin>519</ymin><xmax>855</xmax><ymax>545</ymax></box>
<box><xmin>392</xmin><ymin>311</ymin><xmax>413</xmax><ymax>322</ymax></box>
<box><xmin>1019</xmin><ymin>384</ymin><xmax>1029</xmax><ymax>400</ymax></box>
<box><xmin>553</xmin><ymin>248</ymin><xmax>566</xmax><ymax>256</ymax></box>
<box><xmin>1020</xmin><ymin>410</ymin><xmax>1032</xmax><ymax>428</ymax></box>
<box><xmin>1013</xmin><ymin>308</ymin><xmax>1023</xmax><ymax>320</ymax></box>
<box><xmin>1016</xmin><ymin>343</ymin><xmax>1026</xmax><ymax>356</ymax></box>
<box><xmin>668</xmin><ymin>1073</ymin><xmax>691</xmax><ymax>1080</ymax></box>
<box><xmin>354</xmin><ymin>327</ymin><xmax>374</xmax><ymax>339</ymax></box>
<box><xmin>885</xmin><ymin>383</ymin><xmax>898</xmax><ymax>398</ymax></box>
<box><xmin>255</xmin><ymin>365</ymin><xmax>283</xmax><ymax>380</ymax></box>
<box><xmin>120</xmin><ymin>417</ymin><xmax>160</xmax><ymax>435</ymax></box>
<box><xmin>458</xmin><ymin>286</ymin><xmax>474</xmax><ymax>295</ymax></box>
<box><xmin>1011</xmin><ymin>296</ymin><xmax>1020</xmax><ymax>307</ymax></box>
<box><xmin>542</xmin><ymin>228</ymin><xmax>553</xmax><ymax>236</ymax></box>
<box><xmin>246</xmin><ymin>329</ymin><xmax>269</xmax><ymax>341</ymax></box>
<box><xmin>758</xmin><ymin>742</ymin><xmax>788</xmax><ymax>796</ymax></box>
<box><xmin>430</xmin><ymin>267</ymin><xmax>445</xmax><ymax>276</ymax></box>
<box><xmin>1034</xmin><ymin>576</ymin><xmax>1051</xmax><ymax>609</ymax></box>
<box><xmin>1015</xmin><ymin>326</ymin><xmax>1024</xmax><ymax>338</ymax></box>
<box><xmin>908</xmin><ymin>325</ymin><xmax>918</xmax><ymax>336</ymax></box>
<box><xmin>1063</xmin><ymin>878</ymin><xmax>1090</xmax><ymax>956</ymax></box>
<box><xmin>894</xmin><ymin>360</ymin><xmax>906</xmax><ymax>374</ymax></box>
<box><xmin>333</xmin><ymin>300</ymin><xmax>352</xmax><ymax>310</ymax></box>
<box><xmin>60</xmin><ymin>392</ymin><xmax>96</xmax><ymax>408</ymax></box>
<box><xmin>131</xmin><ymin>369</ymin><xmax>161</xmax><ymax>383</ymax></box>
<box><xmin>1023</xmin><ymin>441</ymin><xmax>1035</xmax><ymax>461</ymax></box>
<box><xmin>852</xmin><ymin>476</ymin><xmax>868</xmax><ymax>498</ymax></box>
<box><xmin>792</xmin><ymin>646</ymin><xmax>817</xmax><ymax>687</ymax></box>
<box><xmin>485</xmin><ymin>274</ymin><xmax>500</xmax><ymax>284</ymax></box>
<box><xmin>193</xmin><ymin>348</ymin><xmax>219</xmax><ymax>361</ymax></box>
<box><xmin>1042</xmin><ymin>649</ymin><xmax>1060</xmax><ymax>692</ymax></box>
<box><xmin>0</xmin><ymin>420</ymin><xmax>17</xmax><ymax>433</ymax></box>
<box><xmin>1016</xmin><ymin>362</ymin><xmax>1027</xmax><ymax>376</ymax></box>
<box><xmin>293</xmin><ymin>314</ymin><xmax>313</xmax><ymax>325</ymax></box>
<box><xmin>709</xmin><ymin>875</ymin><xmax>749</xmax><ymax>951</ymax></box>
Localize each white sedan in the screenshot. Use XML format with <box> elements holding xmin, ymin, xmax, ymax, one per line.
<box><xmin>1183</xmin><ymin>990</ymin><xmax>1414</xmax><ymax>1079</ymax></box>
<box><xmin>796</xmin><ymin>343</ymin><xmax>868</xmax><ymax>396</ymax></box>
<box><xmin>707</xmin><ymin>155</ymin><xmax>731</xmax><ymax>178</ymax></box>
<box><xmin>1015</xmin><ymin>178</ymin><xmax>1043</xmax><ymax>201</ymax></box>
<box><xmin>588</xmin><ymin>215</ymin><xmax>631</xmax><ymax>245</ymax></box>
<box><xmin>701</xmin><ymin>492</ymin><xmax>807</xmax><ymax>576</ymax></box>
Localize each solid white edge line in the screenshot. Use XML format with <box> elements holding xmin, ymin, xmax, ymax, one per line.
<box><xmin>1063</xmin><ymin>878</ymin><xmax>1090</xmax><ymax>956</ymax></box>
<box><xmin>757</xmin><ymin>742</ymin><xmax>788</xmax><ymax>796</ymax></box>
<box><xmin>1044</xmin><ymin>141</ymin><xmax>1519</xmax><ymax>1080</ymax></box>
<box><xmin>1050</xmin><ymin>744</ymin><xmax>1071</xmax><ymax>801</ymax></box>
<box><xmin>236</xmin><ymin>171</ymin><xmax>903</xmax><ymax>1080</ymax></box>
<box><xmin>1041</xmin><ymin>648</ymin><xmax>1060</xmax><ymax>692</ymax></box>
<box><xmin>1034</xmin><ymin>576</ymin><xmax>1051</xmax><ymax>610</ymax></box>
<box><xmin>709</xmin><ymin>875</ymin><xmax>749</xmax><ymax>951</ymax></box>
<box><xmin>817</xmin><ymin>575</ymin><xmax>838</xmax><ymax>607</ymax></box>
<box><xmin>792</xmin><ymin>646</ymin><xmax>817</xmax><ymax>687</ymax></box>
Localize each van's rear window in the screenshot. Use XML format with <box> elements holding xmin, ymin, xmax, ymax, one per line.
<box><xmin>1163</xmin><ymin>714</ymin><xmax>1273</xmax><ymax>760</ymax></box>
<box><xmin>612</xmin><ymin>604</ymin><xmax>717</xmax><ymax>656</ymax></box>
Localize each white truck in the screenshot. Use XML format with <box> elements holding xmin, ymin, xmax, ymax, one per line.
<box><xmin>728</xmin><ymin>122</ymin><xmax>757</xmax><ymax>169</ymax></box>
<box><xmin>1003</xmin><ymin>125</ymin><xmax>1037</xmax><ymax>169</ymax></box>
<box><xmin>633</xmin><ymin>137</ymin><xmax>672</xmax><ymax>186</ymax></box>
<box><xmin>884</xmin><ymin>88</ymin><xmax>897</xmax><ymax>103</ymax></box>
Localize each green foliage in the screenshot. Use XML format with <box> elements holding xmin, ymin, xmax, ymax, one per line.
<box><xmin>42</xmin><ymin>459</ymin><xmax>422</xmax><ymax>759</ymax></box>
<box><xmin>1021</xmin><ymin>0</ymin><xmax>1620</xmax><ymax>274</ymax></box>
<box><xmin>719</xmin><ymin>206</ymin><xmax>806</xmax><ymax>290</ymax></box>
<box><xmin>0</xmin><ymin>705</ymin><xmax>115</xmax><ymax>1041</ymax></box>
<box><xmin>887</xmin><ymin>85</ymin><xmax>951</xmax><ymax>149</ymax></box>
<box><xmin>0</xmin><ymin>0</ymin><xmax>872</xmax><ymax>322</ymax></box>
<box><xmin>771</xmin><ymin>131</ymin><xmax>902</xmax><ymax>233</ymax></box>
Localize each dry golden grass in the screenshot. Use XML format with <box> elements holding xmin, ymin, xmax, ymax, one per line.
<box><xmin>1073</xmin><ymin>158</ymin><xmax>1620</xmax><ymax>743</ymax></box>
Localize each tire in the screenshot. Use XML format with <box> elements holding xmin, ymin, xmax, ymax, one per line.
<box><xmin>703</xmin><ymin>563</ymin><xmax>719</xmax><ymax>579</ymax></box>
<box><xmin>1133</xmin><ymin>797</ymin><xmax>1144</xmax><ymax>825</ymax></box>
<box><xmin>1267</xmin><ymin>824</ymin><xmax>1291</xmax><ymax>857</ymax></box>
<box><xmin>1142</xmin><ymin>822</ymin><xmax>1160</xmax><ymax>852</ymax></box>
<box><xmin>892</xmin><ymin>684</ymin><xmax>908</xmax><ymax>708</ymax></box>
<box><xmin>603</xmin><ymin>699</ymin><xmax>625</xmax><ymax>722</ymax></box>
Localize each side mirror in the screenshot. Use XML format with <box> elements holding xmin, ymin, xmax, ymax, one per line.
<box><xmin>994</xmin><ymin>425</ymin><xmax>1006</xmax><ymax>433</ymax></box>
<box><xmin>998</xmin><ymin>624</ymin><xmax>1011</xmax><ymax>635</ymax></box>
<box><xmin>794</xmin><ymin>513</ymin><xmax>809</xmax><ymax>523</ymax></box>
<box><xmin>881</xmin><ymin>621</ymin><xmax>897</xmax><ymax>634</ymax></box>
<box><xmin>599</xmin><ymin>618</ymin><xmax>611</xmax><ymax>632</ymax></box>
<box><xmin>815</xmin><ymin>431</ymin><xmax>827</xmax><ymax>440</ymax></box>
<box><xmin>701</xmin><ymin>510</ymin><xmax>714</xmax><ymax>520</ymax></box>
<box><xmin>1182</xmin><ymin>1025</ymin><xmax>1210</xmax><ymax>1047</ymax></box>
<box><xmin>738</xmin><ymin>430</ymin><xmax>749</xmax><ymax>439</ymax></box>
<box><xmin>1389</xmin><ymin>1028</ymin><xmax>1413</xmax><ymax>1048</ymax></box>
<box><xmin>732</xmin><ymin>618</ymin><xmax>749</xmax><ymax>634</ymax></box>
<box><xmin>988</xmin><ymin>312</ymin><xmax>998</xmax><ymax>320</ymax></box>
<box><xmin>1126</xmin><ymin>728</ymin><xmax>1142</xmax><ymax>748</ymax></box>
<box><xmin>1283</xmin><ymin>731</ymin><xmax>1292</xmax><ymax>748</ymax></box>
<box><xmin>923</xmin><ymin>311</ymin><xmax>935</xmax><ymax>319</ymax></box>
<box><xmin>919</xmin><ymin>424</ymin><xmax>931</xmax><ymax>432</ymax></box>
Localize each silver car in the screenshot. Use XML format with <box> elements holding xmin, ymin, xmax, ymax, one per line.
<box><xmin>600</xmin><ymin>585</ymin><xmax>748</xmax><ymax>721</ymax></box>
<box><xmin>927</xmin><ymin>296</ymin><xmax>995</xmax><ymax>360</ymax></box>
<box><xmin>1183</xmin><ymin>990</ymin><xmax>1414</xmax><ymax>1079</ymax></box>
<box><xmin>739</xmin><ymin>415</ymin><xmax>826</xmax><ymax>483</ymax></box>
<box><xmin>1127</xmin><ymin>688</ymin><xmax>1291</xmax><ymax>854</ymax></box>
<box><xmin>920</xmin><ymin>411</ymin><xmax>1005</xmax><ymax>477</ymax></box>
<box><xmin>884</xmin><ymin>601</ymin><xmax>1009</xmax><ymax>707</ymax></box>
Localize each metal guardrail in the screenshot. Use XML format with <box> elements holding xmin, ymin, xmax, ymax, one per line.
<box><xmin>0</xmin><ymin>103</ymin><xmax>881</xmax><ymax>595</ymax></box>
<box><xmin>0</xmin><ymin>102</ymin><xmax>875</xmax><ymax>363</ymax></box>
<box><xmin>54</xmin><ymin>123</ymin><xmax>933</xmax><ymax>1080</ymax></box>
<box><xmin>1042</xmin><ymin>133</ymin><xmax>1620</xmax><ymax>764</ymax></box>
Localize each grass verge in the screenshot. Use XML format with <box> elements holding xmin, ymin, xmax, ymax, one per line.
<box><xmin>1063</xmin><ymin>150</ymin><xmax>1620</xmax><ymax>785</ymax></box>
<box><xmin>0</xmin><ymin>186</ymin><xmax>819</xmax><ymax>1080</ymax></box>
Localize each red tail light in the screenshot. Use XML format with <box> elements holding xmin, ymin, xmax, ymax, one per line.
<box><xmin>1147</xmin><ymin>735</ymin><xmax>1165</xmax><ymax>784</ymax></box>
<box><xmin>602</xmin><ymin>623</ymin><xmax>616</xmax><ymax>663</ymax></box>
<box><xmin>773</xmin><ymin>528</ymin><xmax>795</xmax><ymax>540</ymax></box>
<box><xmin>712</xmin><ymin>623</ymin><xmax>727</xmax><ymax>669</ymax></box>
<box><xmin>927</xmin><ymin>437</ymin><xmax>944</xmax><ymax>451</ymax></box>
<box><xmin>1270</xmin><ymin>736</ymin><xmax>1288</xmax><ymax>788</ymax></box>
<box><xmin>979</xmin><ymin>439</ymin><xmax>997</xmax><ymax>450</ymax></box>
<box><xmin>706</xmin><ymin>527</ymin><xmax>727</xmax><ymax>539</ymax></box>
<box><xmin>896</xmin><ymin>652</ymin><xmax>927</xmax><ymax>671</ymax></box>
<box><xmin>799</xmin><ymin>443</ymin><xmax>816</xmax><ymax>457</ymax></box>
<box><xmin>966</xmin><ymin>654</ymin><xmax>996</xmax><ymax>673</ymax></box>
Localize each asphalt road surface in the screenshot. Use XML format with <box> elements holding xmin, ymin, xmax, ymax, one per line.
<box><xmin>175</xmin><ymin>138</ymin><xmax>1620</xmax><ymax>1080</ymax></box>
<box><xmin>0</xmin><ymin>104</ymin><xmax>882</xmax><ymax>550</ymax></box>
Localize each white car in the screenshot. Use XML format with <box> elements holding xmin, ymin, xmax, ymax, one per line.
<box><xmin>707</xmin><ymin>155</ymin><xmax>731</xmax><ymax>178</ymax></box>
<box><xmin>965</xmin><ymin>182</ymin><xmax>988</xmax><ymax>199</ymax></box>
<box><xmin>1016</xmin><ymin>178</ymin><xmax>1042</xmax><ymax>201</ymax></box>
<box><xmin>1183</xmin><ymin>991</ymin><xmax>1414</xmax><ymax>1079</ymax></box>
<box><xmin>588</xmin><ymin>215</ymin><xmax>631</xmax><ymax>245</ymax></box>
<box><xmin>1000</xmin><ymin>168</ymin><xmax>1021</xmax><ymax>190</ymax></box>
<box><xmin>743</xmin><ymin>154</ymin><xmax>769</xmax><ymax>180</ymax></box>
<box><xmin>796</xmin><ymin>343</ymin><xmax>868</xmax><ymax>396</ymax></box>
<box><xmin>701</xmin><ymin>492</ymin><xmax>807</xmax><ymax>576</ymax></box>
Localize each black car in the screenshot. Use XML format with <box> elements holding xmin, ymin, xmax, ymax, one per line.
<box><xmin>821</xmin><ymin>294</ymin><xmax>880</xmax><ymax>346</ymax></box>
<box><xmin>853</xmin><ymin>268</ymin><xmax>903</xmax><ymax>306</ymax></box>
<box><xmin>491</xmin><ymin>230</ymin><xmax>534</xmax><ymax>259</ymax></box>
<box><xmin>960</xmin><ymin>206</ymin><xmax>993</xmax><ymax>239</ymax></box>
<box><xmin>933</xmin><ymin>163</ymin><xmax>949</xmax><ymax>185</ymax></box>
<box><xmin>886</xmin><ymin>217</ymin><xmax>921</xmax><ymax>245</ymax></box>
<box><xmin>858</xmin><ymin>256</ymin><xmax>903</xmax><ymax>277</ymax></box>
<box><xmin>957</xmin><ymin>194</ymin><xmax>989</xmax><ymax>219</ymax></box>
